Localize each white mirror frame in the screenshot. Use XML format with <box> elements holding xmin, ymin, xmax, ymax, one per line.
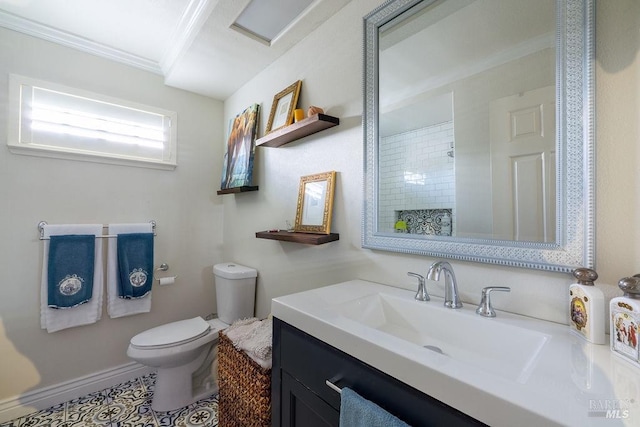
<box><xmin>362</xmin><ymin>0</ymin><xmax>595</xmax><ymax>272</ymax></box>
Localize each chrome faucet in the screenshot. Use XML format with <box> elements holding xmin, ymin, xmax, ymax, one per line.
<box><xmin>475</xmin><ymin>286</ymin><xmax>510</xmax><ymax>317</ymax></box>
<box><xmin>407</xmin><ymin>272</ymin><xmax>429</xmax><ymax>301</ymax></box>
<box><xmin>427</xmin><ymin>261</ymin><xmax>462</xmax><ymax>308</ymax></box>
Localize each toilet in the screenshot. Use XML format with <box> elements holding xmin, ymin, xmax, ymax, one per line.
<box><xmin>127</xmin><ymin>262</ymin><xmax>257</xmax><ymax>412</ymax></box>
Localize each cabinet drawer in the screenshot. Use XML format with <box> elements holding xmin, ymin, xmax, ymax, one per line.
<box><xmin>279</xmin><ymin>322</ymin><xmax>344</xmax><ymax>410</ymax></box>
<box><xmin>275</xmin><ymin>318</ymin><xmax>486</xmax><ymax>427</ymax></box>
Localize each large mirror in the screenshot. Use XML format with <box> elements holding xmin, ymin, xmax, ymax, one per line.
<box><xmin>363</xmin><ymin>0</ymin><xmax>594</xmax><ymax>272</ymax></box>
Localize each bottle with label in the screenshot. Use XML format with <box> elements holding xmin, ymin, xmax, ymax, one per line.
<box><xmin>569</xmin><ymin>268</ymin><xmax>605</xmax><ymax>344</ymax></box>
<box><xmin>610</xmin><ymin>275</ymin><xmax>640</xmax><ymax>366</ymax></box>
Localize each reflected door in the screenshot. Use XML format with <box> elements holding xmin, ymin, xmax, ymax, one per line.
<box><xmin>490</xmin><ymin>86</ymin><xmax>555</xmax><ymax>242</ymax></box>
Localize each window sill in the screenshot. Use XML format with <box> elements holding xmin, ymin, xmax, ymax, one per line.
<box><xmin>7</xmin><ymin>143</ymin><xmax>177</xmax><ymax>171</ymax></box>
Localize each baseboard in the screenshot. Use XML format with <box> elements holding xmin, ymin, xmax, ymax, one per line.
<box><xmin>0</xmin><ymin>362</ymin><xmax>155</xmax><ymax>423</ymax></box>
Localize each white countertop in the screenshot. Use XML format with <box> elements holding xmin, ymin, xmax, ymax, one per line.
<box><xmin>271</xmin><ymin>279</ymin><xmax>640</xmax><ymax>427</ymax></box>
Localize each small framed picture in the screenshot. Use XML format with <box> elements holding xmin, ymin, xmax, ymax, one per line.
<box><xmin>294</xmin><ymin>171</ymin><xmax>337</xmax><ymax>234</ymax></box>
<box><xmin>266</xmin><ymin>80</ymin><xmax>302</xmax><ymax>134</ymax></box>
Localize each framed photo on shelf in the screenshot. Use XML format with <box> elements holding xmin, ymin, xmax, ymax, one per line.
<box><xmin>265</xmin><ymin>80</ymin><xmax>302</xmax><ymax>134</ymax></box>
<box><xmin>294</xmin><ymin>171</ymin><xmax>336</xmax><ymax>234</ymax></box>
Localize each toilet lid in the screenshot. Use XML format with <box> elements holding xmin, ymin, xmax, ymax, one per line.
<box><xmin>131</xmin><ymin>317</ymin><xmax>211</xmax><ymax>348</ymax></box>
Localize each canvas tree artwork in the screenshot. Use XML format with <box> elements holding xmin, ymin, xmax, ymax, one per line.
<box><xmin>221</xmin><ymin>104</ymin><xmax>260</xmax><ymax>189</ymax></box>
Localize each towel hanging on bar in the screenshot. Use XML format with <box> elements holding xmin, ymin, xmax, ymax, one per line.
<box><xmin>40</xmin><ymin>224</ymin><xmax>104</xmax><ymax>333</ymax></box>
<box><xmin>107</xmin><ymin>223</ymin><xmax>154</xmax><ymax>318</ymax></box>
<box><xmin>47</xmin><ymin>234</ymin><xmax>96</xmax><ymax>309</ymax></box>
<box><xmin>117</xmin><ymin>232</ymin><xmax>154</xmax><ymax>299</ymax></box>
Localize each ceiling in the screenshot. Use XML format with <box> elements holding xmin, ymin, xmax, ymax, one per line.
<box><xmin>0</xmin><ymin>0</ymin><xmax>350</xmax><ymax>100</ymax></box>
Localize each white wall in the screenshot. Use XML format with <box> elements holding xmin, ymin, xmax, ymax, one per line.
<box><xmin>224</xmin><ymin>0</ymin><xmax>640</xmax><ymax>328</ymax></box>
<box><xmin>1</xmin><ymin>0</ymin><xmax>638</xmax><ymax>418</ymax></box>
<box><xmin>0</xmin><ymin>28</ymin><xmax>225</xmax><ymax>404</ymax></box>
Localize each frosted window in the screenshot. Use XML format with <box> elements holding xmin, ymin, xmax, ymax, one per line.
<box><xmin>8</xmin><ymin>74</ymin><xmax>177</xmax><ymax>170</ymax></box>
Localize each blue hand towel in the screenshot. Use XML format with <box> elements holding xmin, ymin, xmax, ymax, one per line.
<box><xmin>339</xmin><ymin>387</ymin><xmax>410</xmax><ymax>427</ymax></box>
<box><xmin>117</xmin><ymin>233</ymin><xmax>154</xmax><ymax>299</ymax></box>
<box><xmin>47</xmin><ymin>235</ymin><xmax>95</xmax><ymax>309</ymax></box>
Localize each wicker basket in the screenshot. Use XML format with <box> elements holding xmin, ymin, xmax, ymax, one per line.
<box><xmin>218</xmin><ymin>331</ymin><xmax>271</xmax><ymax>427</ymax></box>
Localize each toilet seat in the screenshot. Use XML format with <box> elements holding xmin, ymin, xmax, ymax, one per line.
<box><xmin>130</xmin><ymin>317</ymin><xmax>211</xmax><ymax>350</ymax></box>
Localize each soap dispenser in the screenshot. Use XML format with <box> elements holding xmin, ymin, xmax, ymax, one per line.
<box><xmin>610</xmin><ymin>275</ymin><xmax>640</xmax><ymax>366</ymax></box>
<box><xmin>569</xmin><ymin>268</ymin><xmax>605</xmax><ymax>344</ymax></box>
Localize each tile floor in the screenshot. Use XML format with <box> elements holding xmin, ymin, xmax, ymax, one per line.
<box><xmin>0</xmin><ymin>372</ymin><xmax>219</xmax><ymax>427</ymax></box>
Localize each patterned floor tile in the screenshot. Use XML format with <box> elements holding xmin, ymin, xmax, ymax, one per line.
<box><xmin>173</xmin><ymin>405</ymin><xmax>218</xmax><ymax>427</ymax></box>
<box><xmin>140</xmin><ymin>372</ymin><xmax>156</xmax><ymax>393</ymax></box>
<box><xmin>156</xmin><ymin>394</ymin><xmax>218</xmax><ymax>427</ymax></box>
<box><xmin>65</xmin><ymin>390</ymin><xmax>110</xmax><ymax>426</ymax></box>
<box><xmin>13</xmin><ymin>403</ymin><xmax>65</xmax><ymax>427</ymax></box>
<box><xmin>105</xmin><ymin>378</ymin><xmax>150</xmax><ymax>404</ymax></box>
<box><xmin>2</xmin><ymin>373</ymin><xmax>219</xmax><ymax>427</ymax></box>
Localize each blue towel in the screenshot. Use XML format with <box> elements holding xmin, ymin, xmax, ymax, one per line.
<box><xmin>47</xmin><ymin>235</ymin><xmax>95</xmax><ymax>309</ymax></box>
<box><xmin>339</xmin><ymin>387</ymin><xmax>410</xmax><ymax>427</ymax></box>
<box><xmin>117</xmin><ymin>233</ymin><xmax>154</xmax><ymax>299</ymax></box>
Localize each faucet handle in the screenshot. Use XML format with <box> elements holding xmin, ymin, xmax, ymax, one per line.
<box><xmin>408</xmin><ymin>272</ymin><xmax>430</xmax><ymax>301</ymax></box>
<box><xmin>476</xmin><ymin>286</ymin><xmax>510</xmax><ymax>317</ymax></box>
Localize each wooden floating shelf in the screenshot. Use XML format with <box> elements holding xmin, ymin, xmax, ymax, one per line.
<box><xmin>217</xmin><ymin>186</ymin><xmax>259</xmax><ymax>195</ymax></box>
<box><xmin>256</xmin><ymin>114</ymin><xmax>340</xmax><ymax>148</ymax></box>
<box><xmin>255</xmin><ymin>230</ymin><xmax>339</xmax><ymax>245</ymax></box>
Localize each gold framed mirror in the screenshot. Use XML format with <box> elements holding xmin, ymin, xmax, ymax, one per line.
<box><xmin>294</xmin><ymin>171</ymin><xmax>336</xmax><ymax>234</ymax></box>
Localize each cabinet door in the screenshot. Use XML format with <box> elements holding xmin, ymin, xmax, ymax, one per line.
<box><xmin>281</xmin><ymin>371</ymin><xmax>339</xmax><ymax>427</ymax></box>
<box><xmin>273</xmin><ymin>318</ymin><xmax>486</xmax><ymax>427</ymax></box>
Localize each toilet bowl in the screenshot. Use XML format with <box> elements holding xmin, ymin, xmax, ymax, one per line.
<box><xmin>127</xmin><ymin>317</ymin><xmax>227</xmax><ymax>411</ymax></box>
<box><xmin>126</xmin><ymin>262</ymin><xmax>257</xmax><ymax>412</ymax></box>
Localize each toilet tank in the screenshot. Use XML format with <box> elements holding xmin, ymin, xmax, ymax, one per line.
<box><xmin>213</xmin><ymin>263</ymin><xmax>257</xmax><ymax>325</ymax></box>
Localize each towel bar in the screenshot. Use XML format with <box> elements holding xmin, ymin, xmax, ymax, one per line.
<box><xmin>38</xmin><ymin>220</ymin><xmax>156</xmax><ymax>240</ymax></box>
<box><xmin>325</xmin><ymin>377</ymin><xmax>343</xmax><ymax>394</ymax></box>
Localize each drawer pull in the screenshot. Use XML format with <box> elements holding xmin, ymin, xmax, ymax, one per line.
<box><xmin>325</xmin><ymin>378</ymin><xmax>343</xmax><ymax>394</ymax></box>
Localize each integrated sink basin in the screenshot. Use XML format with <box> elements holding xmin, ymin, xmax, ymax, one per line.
<box><xmin>328</xmin><ymin>291</ymin><xmax>549</xmax><ymax>383</ymax></box>
<box><xmin>272</xmin><ymin>279</ymin><xmax>634</xmax><ymax>427</ymax></box>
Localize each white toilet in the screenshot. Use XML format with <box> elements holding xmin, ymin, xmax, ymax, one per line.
<box><xmin>127</xmin><ymin>263</ymin><xmax>257</xmax><ymax>412</ymax></box>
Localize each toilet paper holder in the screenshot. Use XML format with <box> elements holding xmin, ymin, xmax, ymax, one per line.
<box><xmin>154</xmin><ymin>263</ymin><xmax>177</xmax><ymax>283</ymax></box>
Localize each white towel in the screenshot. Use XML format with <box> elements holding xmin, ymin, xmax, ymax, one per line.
<box><xmin>225</xmin><ymin>317</ymin><xmax>273</xmax><ymax>369</ymax></box>
<box><xmin>107</xmin><ymin>223</ymin><xmax>153</xmax><ymax>318</ymax></box>
<box><xmin>41</xmin><ymin>224</ymin><xmax>104</xmax><ymax>333</ymax></box>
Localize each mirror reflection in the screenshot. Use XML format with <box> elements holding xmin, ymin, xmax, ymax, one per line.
<box><xmin>363</xmin><ymin>0</ymin><xmax>594</xmax><ymax>272</ymax></box>
<box><xmin>377</xmin><ymin>0</ymin><xmax>556</xmax><ymax>242</ymax></box>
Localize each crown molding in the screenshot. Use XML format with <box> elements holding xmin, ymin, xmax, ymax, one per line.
<box><xmin>160</xmin><ymin>0</ymin><xmax>216</xmax><ymax>76</ymax></box>
<box><xmin>0</xmin><ymin>9</ymin><xmax>162</xmax><ymax>75</ymax></box>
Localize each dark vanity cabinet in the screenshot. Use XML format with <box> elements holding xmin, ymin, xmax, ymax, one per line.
<box><xmin>271</xmin><ymin>318</ymin><xmax>486</xmax><ymax>427</ymax></box>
